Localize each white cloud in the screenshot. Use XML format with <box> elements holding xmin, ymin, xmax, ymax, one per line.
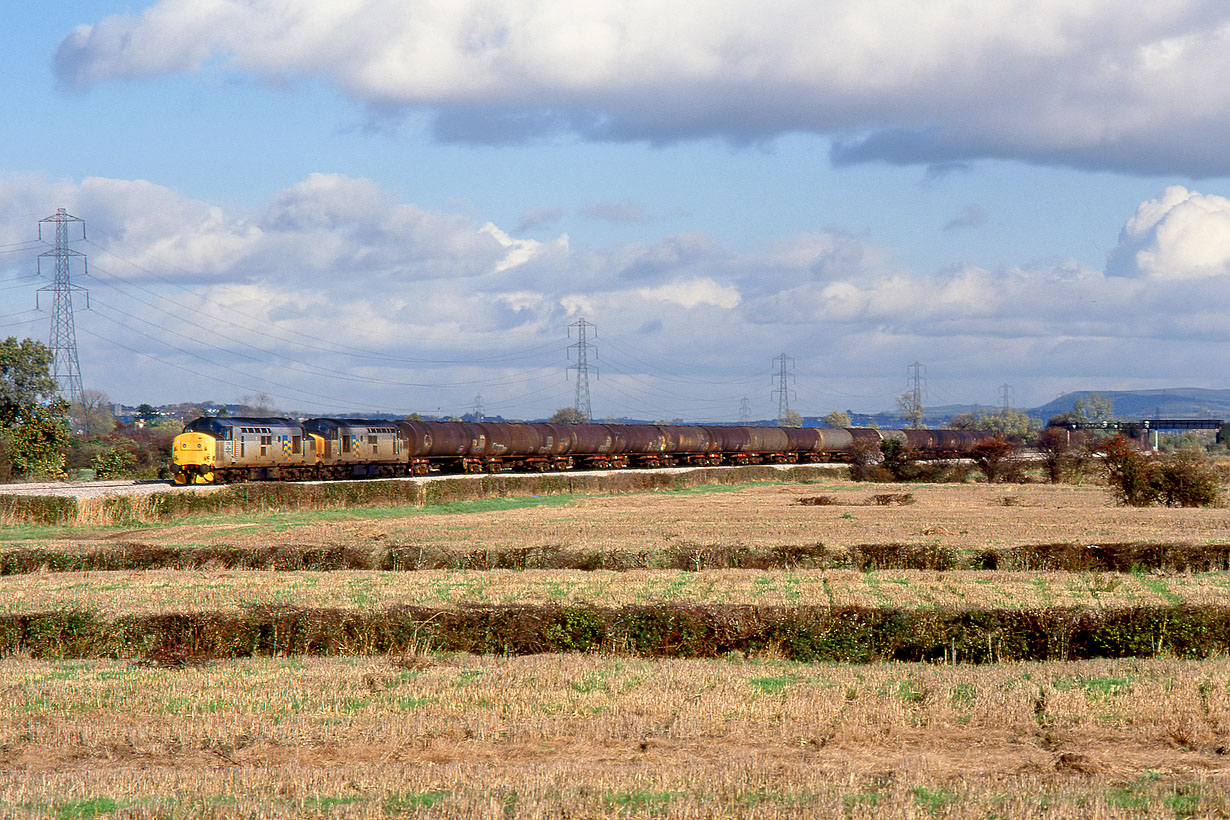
<box><xmin>1109</xmin><ymin>186</ymin><xmax>1230</xmax><ymax>280</ymax></box>
<box><xmin>481</xmin><ymin>222</ymin><xmax>568</xmax><ymax>273</ymax></box>
<box><xmin>5</xmin><ymin>172</ymin><xmax>1230</xmax><ymax>415</ymax></box>
<box><xmin>636</xmin><ymin>277</ymin><xmax>740</xmax><ymax>310</ymax></box>
<box><xmin>53</xmin><ymin>0</ymin><xmax>1230</xmax><ymax>174</ymax></box>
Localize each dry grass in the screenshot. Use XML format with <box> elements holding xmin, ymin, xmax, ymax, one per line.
<box><xmin>2</xmin><ymin>567</ymin><xmax>1228</xmax><ymax>615</ymax></box>
<box><xmin>1</xmin><ymin>654</ymin><xmax>1228</xmax><ymax>818</ymax></box>
<box><xmin>11</xmin><ymin>480</ymin><xmax>1230</xmax><ymax>558</ymax></box>
<box><xmin>5</xmin><ymin>476</ymin><xmax>1230</xmax><ymax>817</ymax></box>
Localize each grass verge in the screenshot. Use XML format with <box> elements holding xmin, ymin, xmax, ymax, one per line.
<box><xmin>0</xmin><ymin>465</ymin><xmax>844</xmax><ymax>527</ymax></box>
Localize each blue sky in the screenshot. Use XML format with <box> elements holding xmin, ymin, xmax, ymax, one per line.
<box><xmin>3</xmin><ymin>1</ymin><xmax>1230</xmax><ymax>420</ymax></box>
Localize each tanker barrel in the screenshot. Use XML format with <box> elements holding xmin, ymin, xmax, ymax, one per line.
<box><xmin>818</xmin><ymin>427</ymin><xmax>854</xmax><ymax>453</ymax></box>
<box><xmin>569</xmin><ymin>423</ymin><xmax>615</xmax><ymax>456</ymax></box>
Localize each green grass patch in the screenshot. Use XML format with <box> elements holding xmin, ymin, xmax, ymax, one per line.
<box><xmin>912</xmin><ymin>786</ymin><xmax>959</xmax><ymax>815</ymax></box>
<box><xmin>1056</xmin><ymin>675</ymin><xmax>1133</xmax><ymax>699</ymax></box>
<box><xmin>950</xmin><ymin>682</ymin><xmax>976</xmax><ymax>709</ymax></box>
<box><xmin>747</xmin><ymin>675</ymin><xmax>797</xmax><ymax>695</ymax></box>
<box><xmin>382</xmin><ymin>790</ymin><xmax>449</xmax><ymax>814</ymax></box>
<box><xmin>52</xmin><ymin>796</ymin><xmax>121</xmax><ymax>819</ymax></box>
<box><xmin>300</xmin><ymin>795</ymin><xmax>364</xmax><ymax>811</ymax></box>
<box><xmin>602</xmin><ymin>790</ymin><xmax>678</xmax><ymax>815</ymax></box>
<box><xmin>172</xmin><ymin>494</ymin><xmax>582</xmax><ymax>530</ymax></box>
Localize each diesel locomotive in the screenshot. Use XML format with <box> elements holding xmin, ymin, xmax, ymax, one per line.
<box><xmin>171</xmin><ymin>416</ymin><xmax>991</xmax><ymax>485</ymax></box>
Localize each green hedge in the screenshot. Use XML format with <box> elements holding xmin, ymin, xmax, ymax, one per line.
<box><xmin>4</xmin><ymin>603</ymin><xmax>1228</xmax><ymax>662</ymax></box>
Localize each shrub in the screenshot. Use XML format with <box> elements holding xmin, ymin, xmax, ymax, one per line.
<box><xmin>1155</xmin><ymin>449</ymin><xmax>1221</xmax><ymax>508</ymax></box>
<box><xmin>2</xmin><ymin>402</ymin><xmax>70</xmax><ymax>479</ymax></box>
<box><xmin>847</xmin><ymin>438</ymin><xmax>884</xmax><ymax>481</ymax></box>
<box><xmin>879</xmin><ymin>439</ymin><xmax>921</xmax><ymax>481</ymax></box>
<box><xmin>1100</xmin><ymin>436</ymin><xmax>1159</xmax><ymax>506</ymax></box>
<box><xmin>1100</xmin><ymin>437</ymin><xmax>1221</xmax><ymax>508</ymax></box>
<box><xmin>92</xmin><ymin>441</ymin><xmax>140</xmax><ymax>479</ymax></box>
<box><xmin>849</xmin><ymin>464</ymin><xmax>894</xmax><ymax>482</ymax></box>
<box><xmin>969</xmin><ymin>437</ymin><xmax>1020</xmax><ymax>483</ymax></box>
<box><xmin>1035</xmin><ymin>427</ymin><xmax>1069</xmax><ymax>483</ymax></box>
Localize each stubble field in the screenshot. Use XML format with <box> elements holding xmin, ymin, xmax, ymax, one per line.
<box><xmin>3</xmin><ymin>473</ymin><xmax>1230</xmax><ymax>817</ymax></box>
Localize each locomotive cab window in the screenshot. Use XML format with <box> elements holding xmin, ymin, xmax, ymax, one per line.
<box><xmin>292</xmin><ymin>435</ymin><xmax>301</xmax><ymax>455</ymax></box>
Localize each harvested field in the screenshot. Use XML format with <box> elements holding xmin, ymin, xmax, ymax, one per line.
<box><xmin>6</xmin><ymin>479</ymin><xmax>1230</xmax><ymax>570</ymax></box>
<box><xmin>5</xmin><ymin>567</ymin><xmax>1230</xmax><ymax>614</ymax></box>
<box><xmin>2</xmin><ymin>654</ymin><xmax>1229</xmax><ymax>818</ymax></box>
<box><xmin>4</xmin><ymin>474</ymin><xmax>1230</xmax><ymax>817</ymax></box>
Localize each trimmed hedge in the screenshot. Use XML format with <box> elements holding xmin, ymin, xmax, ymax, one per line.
<box><xmin>5</xmin><ymin>540</ymin><xmax>1230</xmax><ymax>575</ymax></box>
<box><xmin>4</xmin><ymin>603</ymin><xmax>1228</xmax><ymax>663</ymax></box>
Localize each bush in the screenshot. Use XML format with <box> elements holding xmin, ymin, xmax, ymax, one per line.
<box><xmin>849</xmin><ymin>464</ymin><xmax>894</xmax><ymax>482</ymax></box>
<box><xmin>92</xmin><ymin>442</ymin><xmax>140</xmax><ymax>479</ymax></box>
<box><xmin>1100</xmin><ymin>436</ymin><xmax>1221</xmax><ymax>507</ymax></box>
<box><xmin>969</xmin><ymin>438</ymin><xmax>1020</xmax><ymax>482</ymax></box>
<box><xmin>1155</xmin><ymin>449</ymin><xmax>1221</xmax><ymax>508</ymax></box>
<box><xmin>1035</xmin><ymin>427</ymin><xmax>1095</xmax><ymax>483</ymax></box>
<box><xmin>1100</xmin><ymin>436</ymin><xmax>1158</xmax><ymax>506</ymax></box>
<box><xmin>879</xmin><ymin>439</ymin><xmax>919</xmax><ymax>481</ymax></box>
<box><xmin>2</xmin><ymin>404</ymin><xmax>69</xmax><ymax>480</ymax></box>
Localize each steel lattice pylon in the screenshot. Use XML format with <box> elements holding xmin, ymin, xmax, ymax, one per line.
<box><xmin>771</xmin><ymin>353</ymin><xmax>795</xmax><ymax>424</ymax></box>
<box><xmin>568</xmin><ymin>318</ymin><xmax>597</xmax><ymax>421</ymax></box>
<box><xmin>37</xmin><ymin>209</ymin><xmax>88</xmax><ymax>407</ymax></box>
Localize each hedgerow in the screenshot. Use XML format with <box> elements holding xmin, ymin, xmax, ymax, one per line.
<box><xmin>6</xmin><ymin>540</ymin><xmax>1230</xmax><ymax>575</ymax></box>
<box><xmin>4</xmin><ymin>603</ymin><xmax>1229</xmax><ymax>663</ymax></box>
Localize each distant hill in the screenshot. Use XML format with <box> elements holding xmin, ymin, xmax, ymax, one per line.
<box><xmin>1031</xmin><ymin>389</ymin><xmax>1230</xmax><ymax>421</ymax></box>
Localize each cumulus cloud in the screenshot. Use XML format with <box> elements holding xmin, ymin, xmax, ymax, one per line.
<box><xmin>5</xmin><ymin>172</ymin><xmax>1230</xmax><ymax>416</ymax></box>
<box><xmin>636</xmin><ymin>277</ymin><xmax>740</xmax><ymax>310</ymax></box>
<box><xmin>1107</xmin><ymin>186</ymin><xmax>1230</xmax><ymax>280</ymax></box>
<box><xmin>53</xmin><ymin>0</ymin><xmax>1230</xmax><ymax>175</ymax></box>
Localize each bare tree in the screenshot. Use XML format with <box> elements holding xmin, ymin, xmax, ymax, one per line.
<box><xmin>70</xmin><ymin>389</ymin><xmax>116</xmax><ymax>438</ymax></box>
<box><xmin>238</xmin><ymin>393</ymin><xmax>276</xmax><ymax>416</ymax></box>
<box><xmin>897</xmin><ymin>391</ymin><xmax>924</xmax><ymax>429</ymax></box>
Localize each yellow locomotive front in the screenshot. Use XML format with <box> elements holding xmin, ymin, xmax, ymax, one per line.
<box><xmin>172</xmin><ymin>430</ymin><xmax>218</xmax><ymax>484</ymax></box>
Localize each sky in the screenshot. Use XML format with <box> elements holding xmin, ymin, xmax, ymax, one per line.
<box><xmin>3</xmin><ymin>0</ymin><xmax>1230</xmax><ymax>421</ymax></box>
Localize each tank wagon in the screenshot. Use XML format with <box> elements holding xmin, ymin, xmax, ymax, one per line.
<box><xmin>172</xmin><ymin>417</ymin><xmax>993</xmax><ymax>485</ymax></box>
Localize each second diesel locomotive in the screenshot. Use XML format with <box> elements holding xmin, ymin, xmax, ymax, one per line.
<box><xmin>172</xmin><ymin>416</ymin><xmax>991</xmax><ymax>485</ymax></box>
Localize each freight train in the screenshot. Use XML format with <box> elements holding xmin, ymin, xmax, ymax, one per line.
<box><xmin>171</xmin><ymin>416</ymin><xmax>992</xmax><ymax>485</ymax></box>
